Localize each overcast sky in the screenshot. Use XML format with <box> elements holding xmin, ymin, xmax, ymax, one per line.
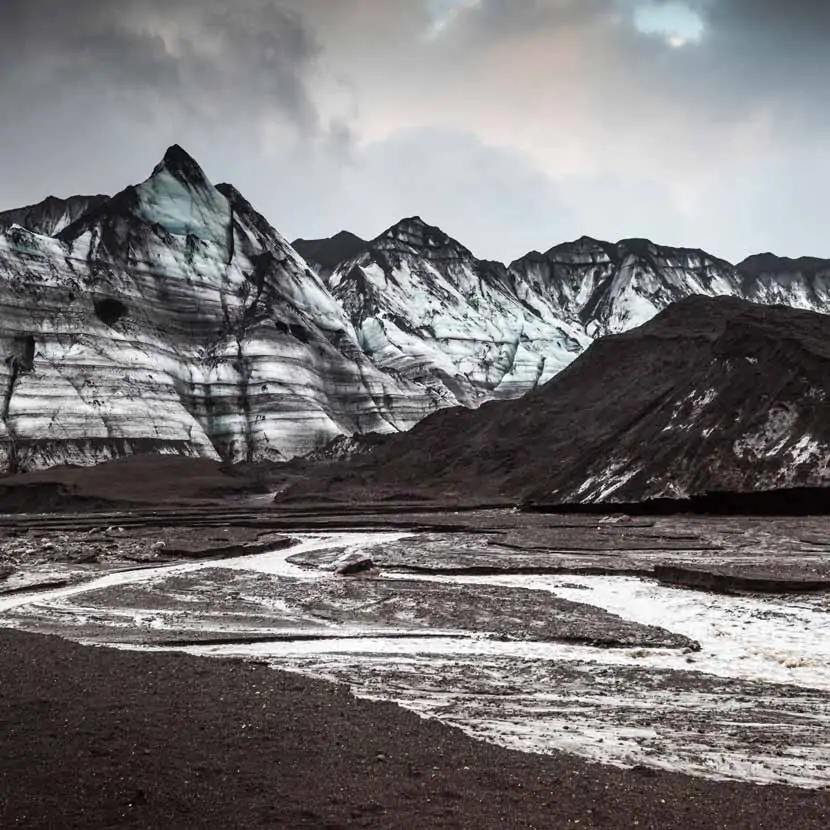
<box><xmin>2</xmin><ymin>0</ymin><xmax>829</xmax><ymax>263</ymax></box>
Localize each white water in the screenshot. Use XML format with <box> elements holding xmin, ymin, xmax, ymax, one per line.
<box><xmin>0</xmin><ymin>532</ymin><xmax>408</xmax><ymax>614</ymax></box>
<box><xmin>380</xmin><ymin>571</ymin><xmax>830</xmax><ymax>690</ymax></box>
<box><xmin>3</xmin><ymin>530</ymin><xmax>830</xmax><ymax>787</ymax></box>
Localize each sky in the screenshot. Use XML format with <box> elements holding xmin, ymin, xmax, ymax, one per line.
<box><xmin>2</xmin><ymin>0</ymin><xmax>830</xmax><ymax>264</ymax></box>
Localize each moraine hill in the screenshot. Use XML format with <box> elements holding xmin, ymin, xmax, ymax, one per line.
<box><xmin>277</xmin><ymin>297</ymin><xmax>830</xmax><ymax>505</ymax></box>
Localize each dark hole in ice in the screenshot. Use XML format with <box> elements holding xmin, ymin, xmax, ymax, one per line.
<box><xmin>274</xmin><ymin>320</ymin><xmax>312</xmax><ymax>343</ymax></box>
<box><xmin>94</xmin><ymin>298</ymin><xmax>128</xmax><ymax>327</ymax></box>
<box><xmin>289</xmin><ymin>324</ymin><xmax>311</xmax><ymax>344</ymax></box>
<box><xmin>6</xmin><ymin>335</ymin><xmax>36</xmax><ymax>373</ymax></box>
<box><xmin>18</xmin><ymin>335</ymin><xmax>35</xmax><ymax>370</ymax></box>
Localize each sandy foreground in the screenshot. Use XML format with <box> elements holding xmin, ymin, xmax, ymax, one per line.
<box><xmin>2</xmin><ymin>492</ymin><xmax>830</xmax><ymax>828</ymax></box>
<box><xmin>0</xmin><ymin>628</ymin><xmax>828</xmax><ymax>830</ymax></box>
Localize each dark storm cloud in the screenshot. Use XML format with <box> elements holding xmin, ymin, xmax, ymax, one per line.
<box><xmin>0</xmin><ymin>1</ymin><xmax>175</xmax><ymax>83</ymax></box>
<box><xmin>0</xmin><ymin>0</ymin><xmax>325</xmax><ymax>218</ymax></box>
<box><xmin>0</xmin><ymin>0</ymin><xmax>319</xmax><ymax>127</ymax></box>
<box><xmin>3</xmin><ymin>0</ymin><xmax>830</xmax><ymax>263</ymax></box>
<box><xmin>702</xmin><ymin>0</ymin><xmax>830</xmax><ymax>33</ymax></box>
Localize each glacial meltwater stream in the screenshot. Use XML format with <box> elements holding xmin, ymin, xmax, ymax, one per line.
<box><xmin>2</xmin><ymin>531</ymin><xmax>829</xmax><ymax>787</ymax></box>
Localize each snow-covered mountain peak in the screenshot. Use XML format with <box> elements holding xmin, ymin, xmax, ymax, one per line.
<box><xmin>152</xmin><ymin>144</ymin><xmax>212</xmax><ymax>188</ymax></box>
<box><xmin>49</xmin><ymin>146</ymin><xmax>235</xmax><ymax>265</ymax></box>
<box><xmin>543</xmin><ymin>235</ymin><xmax>615</xmax><ymax>265</ymax></box>
<box><xmin>0</xmin><ymin>150</ymin><xmax>452</xmax><ymax>471</ymax></box>
<box><xmin>131</xmin><ymin>146</ymin><xmax>229</xmax><ymax>243</ymax></box>
<box><xmin>372</xmin><ymin>216</ymin><xmax>473</xmax><ymax>261</ymax></box>
<box><xmin>0</xmin><ymin>194</ymin><xmax>110</xmax><ymax>237</ymax></box>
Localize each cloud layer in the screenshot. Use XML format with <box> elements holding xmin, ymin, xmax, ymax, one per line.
<box><xmin>2</xmin><ymin>0</ymin><xmax>830</xmax><ymax>262</ymax></box>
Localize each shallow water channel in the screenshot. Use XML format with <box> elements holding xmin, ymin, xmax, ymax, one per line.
<box><xmin>2</xmin><ymin>531</ymin><xmax>829</xmax><ymax>788</ymax></box>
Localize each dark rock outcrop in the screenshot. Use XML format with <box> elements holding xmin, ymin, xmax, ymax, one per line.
<box><xmin>279</xmin><ymin>297</ymin><xmax>830</xmax><ymax>505</ymax></box>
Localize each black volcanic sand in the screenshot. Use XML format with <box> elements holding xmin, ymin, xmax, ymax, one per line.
<box><xmin>0</xmin><ymin>455</ymin><xmax>276</xmax><ymax>513</ymax></box>
<box><xmin>2</xmin><ymin>630</ymin><xmax>830</xmax><ymax>830</ymax></box>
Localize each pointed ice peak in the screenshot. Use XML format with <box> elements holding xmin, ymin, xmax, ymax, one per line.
<box><xmin>374</xmin><ymin>215</ymin><xmax>472</xmax><ymax>257</ymax></box>
<box><xmin>149</xmin><ymin>144</ymin><xmax>214</xmax><ymax>193</ymax></box>
<box><xmin>130</xmin><ymin>145</ymin><xmax>229</xmax><ymax>243</ymax></box>
<box><xmin>150</xmin><ymin>147</ymin><xmax>212</xmax><ymax>196</ymax></box>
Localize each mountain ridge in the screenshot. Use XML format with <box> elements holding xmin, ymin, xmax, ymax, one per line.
<box><xmin>277</xmin><ymin>296</ymin><xmax>830</xmax><ymax>504</ymax></box>
<box><xmin>0</xmin><ymin>146</ymin><xmax>448</xmax><ymax>473</ymax></box>
<box><xmin>4</xmin><ymin>144</ymin><xmax>830</xmax><ymax>473</ymax></box>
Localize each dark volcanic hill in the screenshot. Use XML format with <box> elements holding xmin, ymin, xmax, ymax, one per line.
<box><xmin>282</xmin><ymin>296</ymin><xmax>830</xmax><ymax>504</ymax></box>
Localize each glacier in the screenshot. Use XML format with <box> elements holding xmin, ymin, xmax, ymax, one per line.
<box><xmin>303</xmin><ymin>228</ymin><xmax>830</xmax><ymax>409</ymax></box>
<box><xmin>0</xmin><ymin>147</ymin><xmax>449</xmax><ymax>472</ymax></box>
<box><xmin>3</xmin><ymin>144</ymin><xmax>830</xmax><ymax>471</ymax></box>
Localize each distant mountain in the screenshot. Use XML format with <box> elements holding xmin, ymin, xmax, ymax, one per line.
<box><xmin>509</xmin><ymin>236</ymin><xmax>740</xmax><ymax>337</ymax></box>
<box><xmin>0</xmin><ymin>194</ymin><xmax>109</xmax><ymax>237</ymax></box>
<box><xmin>322</xmin><ymin>216</ymin><xmax>590</xmax><ymax>403</ymax></box>
<box><xmin>735</xmin><ymin>253</ymin><xmax>830</xmax><ymax>308</ymax></box>
<box><xmin>284</xmin><ymin>297</ymin><xmax>830</xmax><ymax>504</ymax></box>
<box><xmin>4</xmin><ymin>144</ymin><xmax>830</xmax><ymax>473</ymax></box>
<box><xmin>318</xmin><ymin>225</ymin><xmax>830</xmax><ymax>405</ymax></box>
<box><xmin>293</xmin><ymin>231</ymin><xmax>368</xmax><ymax>277</ymax></box>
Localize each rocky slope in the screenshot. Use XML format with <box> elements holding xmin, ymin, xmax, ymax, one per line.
<box><xmin>305</xmin><ymin>228</ymin><xmax>830</xmax><ymax>404</ymax></box>
<box><xmin>0</xmin><ymin>194</ymin><xmax>109</xmax><ymax>237</ymax></box>
<box><xmin>0</xmin><ymin>147</ymin><xmax>448</xmax><ymax>471</ymax></box>
<box><xmin>279</xmin><ymin>297</ymin><xmax>830</xmax><ymax>504</ymax></box>
<box><xmin>4</xmin><ymin>144</ymin><xmax>830</xmax><ymax>473</ymax></box>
